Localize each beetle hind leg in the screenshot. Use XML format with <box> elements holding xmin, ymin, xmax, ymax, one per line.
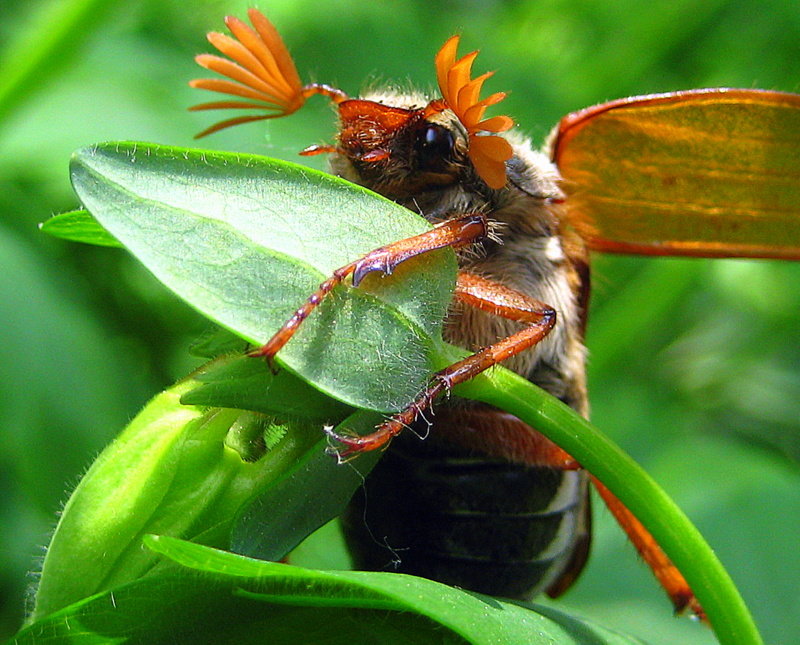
<box><xmin>591</xmin><ymin>476</ymin><xmax>706</xmax><ymax>620</ymax></box>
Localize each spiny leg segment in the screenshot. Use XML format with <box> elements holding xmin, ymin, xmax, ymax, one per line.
<box><xmin>252</xmin><ymin>213</ymin><xmax>558</xmax><ymax>457</ymax></box>
<box><xmin>250</xmin><ymin>213</ymin><xmax>488</xmax><ymax>361</ymax></box>
<box><xmin>326</xmin><ymin>271</ymin><xmax>557</xmax><ymax>456</ymax></box>
<box><xmin>590</xmin><ymin>477</ymin><xmax>705</xmax><ymax>620</ymax></box>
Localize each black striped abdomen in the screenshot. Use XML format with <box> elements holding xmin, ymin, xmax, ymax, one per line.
<box><xmin>342</xmin><ymin>433</ymin><xmax>589</xmax><ymax>599</ymax></box>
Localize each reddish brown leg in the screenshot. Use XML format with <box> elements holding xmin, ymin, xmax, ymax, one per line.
<box><xmin>299</xmin><ymin>144</ymin><xmax>339</xmax><ymax>156</ymax></box>
<box><xmin>591</xmin><ymin>476</ymin><xmax>705</xmax><ymax>620</ymax></box>
<box><xmin>300</xmin><ymin>83</ymin><xmax>349</xmax><ymax>104</ymax></box>
<box><xmin>251</xmin><ymin>214</ymin><xmax>488</xmax><ymax>360</ymax></box>
<box><xmin>326</xmin><ymin>271</ymin><xmax>557</xmax><ymax>456</ymax></box>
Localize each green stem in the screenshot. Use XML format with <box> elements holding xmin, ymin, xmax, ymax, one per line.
<box><xmin>447</xmin><ymin>351</ymin><xmax>762</xmax><ymax>645</ymax></box>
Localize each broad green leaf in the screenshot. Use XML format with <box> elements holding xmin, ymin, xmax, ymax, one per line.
<box><xmin>39</xmin><ymin>209</ymin><xmax>121</xmax><ymax>247</ymax></box>
<box><xmin>63</xmin><ymin>141</ymin><xmax>759</xmax><ymax>644</ymax></box>
<box><xmin>181</xmin><ymin>354</ymin><xmax>353</xmax><ymax>422</ymax></box>
<box><xmin>230</xmin><ymin>412</ymin><xmax>382</xmax><ymax>560</ymax></box>
<box><xmin>189</xmin><ymin>325</ymin><xmax>251</xmax><ymax>357</ymax></box>
<box><xmin>30</xmin><ymin>371</ymin><xmax>376</xmax><ymax>621</ymax></box>
<box><xmin>69</xmin><ymin>142</ymin><xmax>458</xmax><ymax>412</ymax></box>
<box><xmin>13</xmin><ymin>536</ymin><xmax>644</xmax><ymax>644</ymax></box>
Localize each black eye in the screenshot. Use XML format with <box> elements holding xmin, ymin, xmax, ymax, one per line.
<box><xmin>414</xmin><ymin>123</ymin><xmax>455</xmax><ymax>169</ymax></box>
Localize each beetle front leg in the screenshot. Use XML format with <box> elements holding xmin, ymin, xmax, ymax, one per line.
<box><xmin>250</xmin><ymin>213</ymin><xmax>488</xmax><ymax>361</ymax></box>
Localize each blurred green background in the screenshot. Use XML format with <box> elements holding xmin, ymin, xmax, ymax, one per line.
<box><xmin>1</xmin><ymin>0</ymin><xmax>798</xmax><ymax>642</ymax></box>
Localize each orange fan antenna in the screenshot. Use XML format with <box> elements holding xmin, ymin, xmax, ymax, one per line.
<box><xmin>189</xmin><ymin>9</ymin><xmax>347</xmax><ymax>138</ymax></box>
<box><xmin>434</xmin><ymin>35</ymin><xmax>514</xmax><ymax>189</ymax></box>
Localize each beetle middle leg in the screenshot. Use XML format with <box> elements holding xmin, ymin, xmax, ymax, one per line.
<box><xmin>327</xmin><ymin>271</ymin><xmax>558</xmax><ymax>455</ymax></box>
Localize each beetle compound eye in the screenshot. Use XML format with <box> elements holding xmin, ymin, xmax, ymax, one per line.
<box><xmin>423</xmin><ymin>124</ymin><xmax>455</xmax><ymax>154</ymax></box>
<box><xmin>415</xmin><ymin>123</ymin><xmax>456</xmax><ymax>169</ymax></box>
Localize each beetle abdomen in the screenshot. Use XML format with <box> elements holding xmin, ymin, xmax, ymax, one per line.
<box><xmin>342</xmin><ymin>433</ymin><xmax>590</xmax><ymax>599</ymax></box>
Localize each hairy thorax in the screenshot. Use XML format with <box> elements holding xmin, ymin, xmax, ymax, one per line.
<box><xmin>329</xmin><ymin>92</ymin><xmax>589</xmax><ymax>416</ymax></box>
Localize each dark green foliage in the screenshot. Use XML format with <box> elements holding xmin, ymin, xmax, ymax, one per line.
<box><xmin>17</xmin><ymin>536</ymin><xmax>645</xmax><ymax>645</ymax></box>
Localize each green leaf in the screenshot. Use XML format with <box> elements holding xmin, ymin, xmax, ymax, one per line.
<box><xmin>69</xmin><ymin>142</ymin><xmax>458</xmax><ymax>413</ymax></box>
<box><xmin>30</xmin><ymin>373</ymin><xmax>377</xmax><ymax>622</ymax></box>
<box><xmin>189</xmin><ymin>325</ymin><xmax>251</xmax><ymax>358</ymax></box>
<box><xmin>64</xmin><ymin>140</ymin><xmax>760</xmax><ymax>643</ymax></box>
<box><xmin>32</xmin><ymin>379</ymin><xmax>206</xmax><ymax>620</ymax></box>
<box><xmin>15</xmin><ymin>536</ymin><xmax>643</xmax><ymax>644</ymax></box>
<box><xmin>230</xmin><ymin>412</ymin><xmax>383</xmax><ymax>561</ymax></box>
<box><xmin>40</xmin><ymin>209</ymin><xmax>121</xmax><ymax>247</ymax></box>
<box><xmin>181</xmin><ymin>354</ymin><xmax>353</xmax><ymax>422</ymax></box>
